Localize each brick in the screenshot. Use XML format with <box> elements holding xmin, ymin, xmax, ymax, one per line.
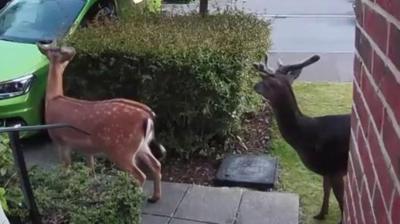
<box><xmin>368</xmin><ymin>128</ymin><xmax>394</xmax><ymax>204</ymax></box>
<box><xmin>362</xmin><ymin>74</ymin><xmax>384</xmax><ymax>129</ymax></box>
<box><xmin>388</xmin><ymin>24</ymin><xmax>400</xmax><ymax>71</ymax></box>
<box><xmin>361</xmin><ymin>181</ymin><xmax>376</xmax><ymax>224</ymax></box>
<box><xmin>373</xmin><ymin>187</ymin><xmax>390</xmax><ymax>224</ymax></box>
<box><xmin>351</xmin><ymin>107</ymin><xmax>359</xmax><ymax>137</ymax></box>
<box><xmin>380</xmin><ymin>68</ymin><xmax>400</xmax><ymax>129</ymax></box>
<box><xmin>360</xmin><ymin>129</ymin><xmax>376</xmax><ymax>188</ymax></box>
<box><xmin>354</xmin><ymin>185</ymin><xmax>365</xmax><ymax>224</ymax></box>
<box><xmin>372</xmin><ymin>51</ymin><xmax>386</xmax><ymax>88</ymax></box>
<box><xmin>346</xmin><ymin>176</ymin><xmax>359</xmax><ymax>224</ymax></box>
<box><xmin>360</xmin><ymin>64</ymin><xmax>368</xmax><ymax>93</ymax></box>
<box><xmin>353</xmin><ymin>86</ymin><xmax>369</xmax><ymax>132</ymax></box>
<box><xmin>353</xmin><ymin>138</ymin><xmax>365</xmax><ymax>186</ymax></box>
<box><xmin>391</xmin><ymin>191</ymin><xmax>400</xmax><ymax>224</ymax></box>
<box><xmin>354</xmin><ymin>55</ymin><xmax>362</xmax><ymax>85</ymax></box>
<box><xmin>356</xmin><ymin>26</ymin><xmax>373</xmax><ymax>70</ymax></box>
<box><xmin>382</xmin><ymin>112</ymin><xmax>400</xmax><ymax>179</ymax></box>
<box><xmin>352</xmin><ymin>169</ymin><xmax>362</xmax><ymax>198</ymax></box>
<box><xmin>376</xmin><ymin>0</ymin><xmax>400</xmax><ymax>22</ymax></box>
<box><xmin>364</xmin><ymin>5</ymin><xmax>388</xmax><ymax>53</ymax></box>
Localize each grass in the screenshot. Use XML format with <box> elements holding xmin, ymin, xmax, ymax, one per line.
<box><xmin>269</xmin><ymin>82</ymin><xmax>353</xmax><ymax>224</ymax></box>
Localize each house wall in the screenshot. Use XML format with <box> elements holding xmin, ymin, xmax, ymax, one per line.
<box><xmin>345</xmin><ymin>0</ymin><xmax>400</xmax><ymax>223</ymax></box>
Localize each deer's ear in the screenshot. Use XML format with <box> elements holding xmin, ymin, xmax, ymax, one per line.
<box><xmin>308</xmin><ymin>55</ymin><xmax>320</xmax><ymax>64</ymax></box>
<box><xmin>253</xmin><ymin>63</ymin><xmax>274</xmax><ymax>77</ymax></box>
<box><xmin>286</xmin><ymin>69</ymin><xmax>302</xmax><ymax>84</ymax></box>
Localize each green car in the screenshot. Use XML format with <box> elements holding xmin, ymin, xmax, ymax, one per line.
<box><xmin>0</xmin><ymin>0</ymin><xmax>119</xmax><ymax>131</ymax></box>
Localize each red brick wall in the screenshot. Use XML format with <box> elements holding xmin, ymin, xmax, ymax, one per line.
<box><xmin>344</xmin><ymin>0</ymin><xmax>400</xmax><ymax>223</ymax></box>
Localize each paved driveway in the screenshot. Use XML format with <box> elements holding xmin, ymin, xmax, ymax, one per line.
<box><xmin>163</xmin><ymin>0</ymin><xmax>356</xmax><ymax>82</ymax></box>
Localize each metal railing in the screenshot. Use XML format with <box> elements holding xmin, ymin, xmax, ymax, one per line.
<box><xmin>0</xmin><ymin>124</ymin><xmax>88</xmax><ymax>224</ymax></box>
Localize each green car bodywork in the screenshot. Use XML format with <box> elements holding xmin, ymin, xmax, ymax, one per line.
<box><xmin>0</xmin><ymin>0</ymin><xmax>100</xmax><ymax>131</ymax></box>
<box><xmin>0</xmin><ymin>0</ymin><xmax>161</xmax><ymax>134</ymax></box>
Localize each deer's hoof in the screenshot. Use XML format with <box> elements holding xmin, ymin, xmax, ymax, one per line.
<box><xmin>313</xmin><ymin>214</ymin><xmax>326</xmax><ymax>220</ymax></box>
<box><xmin>147</xmin><ymin>196</ymin><xmax>160</xmax><ymax>203</ymax></box>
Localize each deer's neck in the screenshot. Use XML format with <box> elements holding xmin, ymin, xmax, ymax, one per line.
<box><xmin>46</xmin><ymin>63</ymin><xmax>65</xmax><ymax>101</ymax></box>
<box><xmin>271</xmin><ymin>87</ymin><xmax>306</xmax><ymax>146</ymax></box>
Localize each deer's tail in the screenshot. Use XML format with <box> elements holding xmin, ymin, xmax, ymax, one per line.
<box><xmin>143</xmin><ymin>118</ymin><xmax>166</xmax><ymax>161</ymax></box>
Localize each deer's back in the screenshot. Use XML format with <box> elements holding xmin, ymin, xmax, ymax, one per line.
<box><xmin>46</xmin><ymin>97</ymin><xmax>151</xmax><ymax>154</ymax></box>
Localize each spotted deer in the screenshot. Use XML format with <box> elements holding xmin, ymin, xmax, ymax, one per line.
<box><xmin>37</xmin><ymin>42</ymin><xmax>165</xmax><ymax>202</ymax></box>
<box><xmin>253</xmin><ymin>54</ymin><xmax>350</xmax><ymax>224</ymax></box>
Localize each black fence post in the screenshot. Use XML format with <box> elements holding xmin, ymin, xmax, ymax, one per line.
<box><xmin>8</xmin><ymin>131</ymin><xmax>41</xmax><ymax>224</ymax></box>
<box><xmin>199</xmin><ymin>0</ymin><xmax>208</xmax><ymax>17</ymax></box>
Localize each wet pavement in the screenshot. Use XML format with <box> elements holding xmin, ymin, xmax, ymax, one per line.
<box><xmin>142</xmin><ymin>182</ymin><xmax>299</xmax><ymax>224</ymax></box>
<box><xmin>163</xmin><ymin>0</ymin><xmax>356</xmax><ymax>82</ymax></box>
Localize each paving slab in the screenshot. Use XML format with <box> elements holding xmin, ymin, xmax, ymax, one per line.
<box><xmin>268</xmin><ymin>16</ymin><xmax>355</xmax><ymax>53</ymax></box>
<box><xmin>174</xmin><ymin>185</ymin><xmax>243</xmax><ymax>224</ymax></box>
<box><xmin>229</xmin><ymin>0</ymin><xmax>354</xmax><ymax>16</ymax></box>
<box><xmin>169</xmin><ymin>218</ymin><xmax>208</xmax><ymax>224</ymax></box>
<box><xmin>143</xmin><ymin>181</ymin><xmax>190</xmax><ymax>216</ymax></box>
<box><xmin>267</xmin><ymin>52</ymin><xmax>354</xmax><ymax>82</ymax></box>
<box><xmin>236</xmin><ymin>191</ymin><xmax>299</xmax><ymax>224</ymax></box>
<box><xmin>21</xmin><ymin>135</ymin><xmax>58</xmax><ymax>170</ymax></box>
<box><xmin>163</xmin><ymin>0</ymin><xmax>355</xmax><ymax>16</ymax></box>
<box><xmin>141</xmin><ymin>214</ymin><xmax>170</xmax><ymax>224</ymax></box>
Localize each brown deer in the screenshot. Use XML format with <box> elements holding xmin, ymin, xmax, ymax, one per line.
<box><xmin>37</xmin><ymin>42</ymin><xmax>165</xmax><ymax>202</ymax></box>
<box><xmin>253</xmin><ymin>54</ymin><xmax>350</xmax><ymax>224</ymax></box>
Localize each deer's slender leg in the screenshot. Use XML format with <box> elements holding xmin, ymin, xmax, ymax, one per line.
<box><xmin>130</xmin><ymin>164</ymin><xmax>146</xmax><ymax>187</ymax></box>
<box><xmin>57</xmin><ymin>145</ymin><xmax>71</xmax><ymax>168</ymax></box>
<box><xmin>110</xmin><ymin>148</ymin><xmax>147</xmax><ymax>187</ymax></box>
<box><xmin>139</xmin><ymin>149</ymin><xmax>162</xmax><ymax>203</ymax></box>
<box><xmin>87</xmin><ymin>155</ymin><xmax>96</xmax><ymax>176</ymax></box>
<box><xmin>331</xmin><ymin>173</ymin><xmax>344</xmax><ymax>224</ymax></box>
<box><xmin>314</xmin><ymin>175</ymin><xmax>331</xmax><ymax>220</ymax></box>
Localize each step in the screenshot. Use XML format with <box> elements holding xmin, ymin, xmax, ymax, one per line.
<box><xmin>142</xmin><ymin>181</ymin><xmax>299</xmax><ymax>224</ymax></box>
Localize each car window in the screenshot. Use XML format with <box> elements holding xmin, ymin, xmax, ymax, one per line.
<box><xmin>0</xmin><ymin>0</ymin><xmax>85</xmax><ymax>43</ymax></box>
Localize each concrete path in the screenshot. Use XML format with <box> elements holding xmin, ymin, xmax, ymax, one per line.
<box><xmin>163</xmin><ymin>0</ymin><xmax>355</xmax><ymax>82</ymax></box>
<box><xmin>20</xmin><ymin>137</ymin><xmax>299</xmax><ymax>224</ymax></box>
<box><xmin>142</xmin><ymin>181</ymin><xmax>299</xmax><ymax>224</ymax></box>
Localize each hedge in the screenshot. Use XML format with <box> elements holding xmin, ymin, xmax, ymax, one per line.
<box><xmin>30</xmin><ymin>164</ymin><xmax>143</xmax><ymax>224</ymax></box>
<box><xmin>0</xmin><ymin>134</ymin><xmax>143</xmax><ymax>223</ymax></box>
<box><xmin>116</xmin><ymin>0</ymin><xmax>162</xmax><ymax>14</ymax></box>
<box><xmin>66</xmin><ymin>11</ymin><xmax>270</xmax><ymax>158</ymax></box>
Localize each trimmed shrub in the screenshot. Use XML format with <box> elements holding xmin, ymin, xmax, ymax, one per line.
<box><xmin>116</xmin><ymin>0</ymin><xmax>162</xmax><ymax>14</ymax></box>
<box><xmin>66</xmin><ymin>11</ymin><xmax>270</xmax><ymax>158</ymax></box>
<box><xmin>1</xmin><ymin>135</ymin><xmax>143</xmax><ymax>223</ymax></box>
<box><xmin>30</xmin><ymin>164</ymin><xmax>143</xmax><ymax>224</ymax></box>
<box><xmin>0</xmin><ymin>134</ymin><xmax>26</xmax><ymax>220</ymax></box>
